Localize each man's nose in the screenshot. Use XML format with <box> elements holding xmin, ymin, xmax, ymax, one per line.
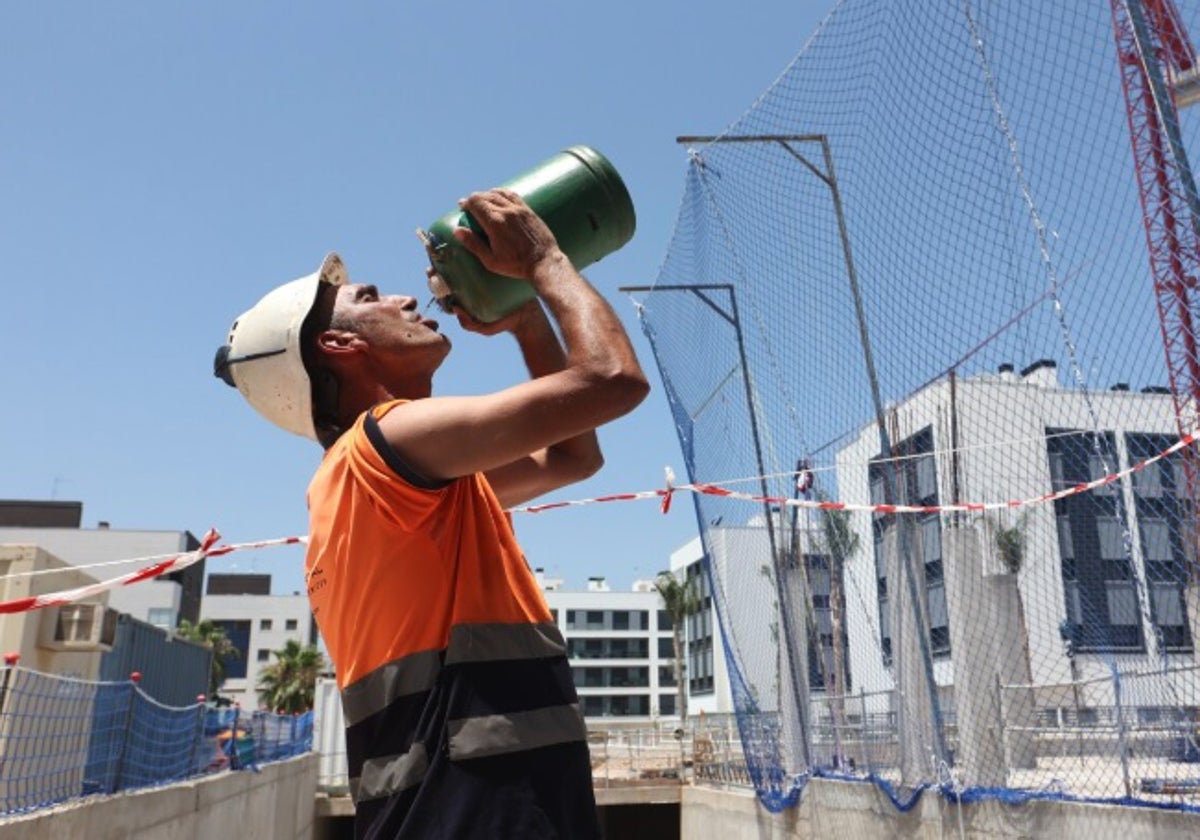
<box><xmin>394</xmin><ymin>295</ymin><xmax>418</xmax><ymax>310</ymax></box>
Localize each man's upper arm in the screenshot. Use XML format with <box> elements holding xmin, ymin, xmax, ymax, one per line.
<box><xmin>375</xmin><ymin>369</ymin><xmax>628</xmax><ymax>487</ymax></box>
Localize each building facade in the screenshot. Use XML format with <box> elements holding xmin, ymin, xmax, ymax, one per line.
<box><xmin>538</xmin><ymin>572</ymin><xmax>679</xmax><ymax>720</ymax></box>
<box><xmin>199</xmin><ymin>573</ymin><xmax>318</xmax><ymax>710</ymax></box>
<box><xmin>0</xmin><ymin>501</ymin><xmax>205</xmax><ymax>629</ymax></box>
<box><xmin>834</xmin><ymin>360</ymin><xmax>1197</xmax><ymax>717</ymax></box>
<box><xmin>667</xmin><ymin>540</ymin><xmax>735</xmax><ymax>717</ymax></box>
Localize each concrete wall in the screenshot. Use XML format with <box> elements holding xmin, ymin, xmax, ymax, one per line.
<box><xmin>681</xmin><ymin>781</ymin><xmax>1200</xmax><ymax>840</ymax></box>
<box><xmin>0</xmin><ymin>754</ymin><xmax>317</xmax><ymax>840</ymax></box>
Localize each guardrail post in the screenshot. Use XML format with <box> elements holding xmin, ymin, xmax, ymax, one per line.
<box><xmin>112</xmin><ymin>671</ymin><xmax>142</xmax><ymax>792</ymax></box>
<box><xmin>859</xmin><ymin>689</ymin><xmax>871</xmax><ymax>773</ymax></box>
<box><xmin>190</xmin><ymin>695</ymin><xmax>208</xmax><ymax>775</ymax></box>
<box><xmin>0</xmin><ymin>653</ymin><xmax>19</xmax><ymax>718</ymax></box>
<box><xmin>1112</xmin><ymin>663</ymin><xmax>1132</xmax><ymax>799</ymax></box>
<box><xmin>229</xmin><ymin>703</ymin><xmax>242</xmax><ymax>769</ymax></box>
<box><xmin>997</xmin><ymin>672</ymin><xmax>1011</xmax><ymax>781</ymax></box>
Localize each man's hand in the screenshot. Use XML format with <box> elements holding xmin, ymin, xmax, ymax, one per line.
<box><xmin>453</xmin><ymin>189</ymin><xmax>564</xmax><ymax>280</ymax></box>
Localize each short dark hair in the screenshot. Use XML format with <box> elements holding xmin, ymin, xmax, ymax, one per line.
<box><xmin>299</xmin><ymin>283</ymin><xmax>346</xmax><ymax>448</ymax></box>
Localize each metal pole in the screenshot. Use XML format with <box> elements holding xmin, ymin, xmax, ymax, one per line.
<box><xmin>997</xmin><ymin>672</ymin><xmax>1011</xmax><ymax>783</ymax></box>
<box><xmin>672</xmin><ymin>133</ymin><xmax>949</xmax><ymax>766</ymax></box>
<box><xmin>1112</xmin><ymin>663</ymin><xmax>1133</xmax><ymax>798</ymax></box>
<box><xmin>821</xmin><ymin>136</ymin><xmax>949</xmax><ymax>766</ymax></box>
<box><xmin>112</xmin><ymin>671</ymin><xmax>142</xmax><ymax>792</ymax></box>
<box><xmin>620</xmin><ymin>280</ymin><xmax>813</xmax><ymax>769</ymax></box>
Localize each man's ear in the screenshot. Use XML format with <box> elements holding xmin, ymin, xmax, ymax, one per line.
<box><xmin>315</xmin><ymin>329</ymin><xmax>364</xmax><ymax>356</ymax></box>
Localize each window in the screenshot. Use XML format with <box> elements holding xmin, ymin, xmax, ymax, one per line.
<box><xmin>1049</xmin><ymin>430</ymin><xmax>1144</xmax><ymax>652</ymax></box>
<box><xmin>285</xmin><ymin>619</ymin><xmax>298</xmax><ymax>631</ymax></box>
<box><xmin>657</xmin><ymin>610</ymin><xmax>673</xmax><ymax>631</ymax></box>
<box><xmin>869</xmin><ymin>426</ymin><xmax>948</xmax><ymax>662</ymax></box>
<box><xmin>613</xmin><ymin>611</ymin><xmax>630</xmax><ymax>630</ymax></box>
<box><xmin>659</xmin><ymin>693</ymin><xmax>676</xmax><ymax>716</ymax></box>
<box><xmin>1128</xmin><ymin>433</ymin><xmax>1193</xmax><ymax>651</ymax></box>
<box><xmin>212</xmin><ymin>620</ymin><xmax>251</xmax><ymax>680</ymax></box>
<box><xmin>257</xmin><ymin>649</ymin><xmax>271</xmax><ymax>662</ymax></box>
<box><xmin>260</xmin><ymin>619</ymin><xmax>273</xmax><ymax>631</ymax></box>
<box><xmin>658</xmin><ymin>637</ymin><xmax>674</xmax><ymax>659</ymax></box>
<box><xmin>805</xmin><ymin>553</ymin><xmax>851</xmax><ymax>693</ymax></box>
<box><xmin>147</xmin><ymin>608</ymin><xmax>175</xmax><ymax>628</ymax></box>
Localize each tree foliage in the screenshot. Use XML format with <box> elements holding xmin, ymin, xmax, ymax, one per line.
<box><xmin>177</xmin><ymin>618</ymin><xmax>239</xmax><ymax>698</ymax></box>
<box><xmin>257</xmin><ymin>639</ymin><xmax>325</xmax><ymax>714</ymax></box>
<box><xmin>655</xmin><ymin>571</ymin><xmax>701</xmax><ymax>724</ymax></box>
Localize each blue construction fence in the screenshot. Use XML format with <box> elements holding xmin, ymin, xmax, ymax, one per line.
<box><xmin>0</xmin><ymin>662</ymin><xmax>313</xmax><ymax>816</ymax></box>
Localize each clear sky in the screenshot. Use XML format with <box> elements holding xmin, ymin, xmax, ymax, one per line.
<box><xmin>0</xmin><ymin>2</ymin><xmax>830</xmax><ymax>596</ymax></box>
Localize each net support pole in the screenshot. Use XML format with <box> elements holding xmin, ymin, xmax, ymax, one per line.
<box><xmin>673</xmin><ymin>134</ymin><xmax>951</xmax><ymax>776</ymax></box>
<box><xmin>622</xmin><ymin>275</ymin><xmax>815</xmax><ymax>778</ymax></box>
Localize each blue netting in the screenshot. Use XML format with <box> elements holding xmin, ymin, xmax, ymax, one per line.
<box><xmin>0</xmin><ymin>665</ymin><xmax>313</xmax><ymax>815</ymax></box>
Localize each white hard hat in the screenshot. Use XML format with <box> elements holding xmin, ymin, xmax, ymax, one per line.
<box><xmin>214</xmin><ymin>253</ymin><xmax>348</xmax><ymax>441</ymax></box>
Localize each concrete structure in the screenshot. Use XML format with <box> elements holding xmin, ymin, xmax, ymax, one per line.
<box><xmin>679</xmin><ymin>781</ymin><xmax>1200</xmax><ymax>839</ymax></box>
<box><xmin>200</xmin><ymin>573</ymin><xmax>318</xmax><ymax>710</ymax></box>
<box><xmin>0</xmin><ymin>754</ymin><xmax>317</xmax><ymax>840</ymax></box>
<box><xmin>0</xmin><ymin>544</ymin><xmax>111</xmax><ymax>677</ymax></box>
<box><xmin>0</xmin><ymin>501</ymin><xmax>205</xmax><ymax>629</ymax></box>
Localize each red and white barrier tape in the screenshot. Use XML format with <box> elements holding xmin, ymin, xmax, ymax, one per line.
<box><xmin>2</xmin><ymin>433</ymin><xmax>1192</xmax><ymax>614</ymax></box>
<box><xmin>0</xmin><ymin>532</ymin><xmax>306</xmax><ymax>615</ymax></box>
<box><xmin>510</xmin><ymin>431</ymin><xmax>1198</xmax><ymax>515</ymax></box>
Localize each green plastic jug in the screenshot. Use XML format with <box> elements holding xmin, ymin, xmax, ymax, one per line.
<box><xmin>418</xmin><ymin>145</ymin><xmax>636</xmax><ymax>323</ymax></box>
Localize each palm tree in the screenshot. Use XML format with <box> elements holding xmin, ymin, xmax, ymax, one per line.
<box><xmin>655</xmin><ymin>571</ymin><xmax>700</xmax><ymax>725</ymax></box>
<box><xmin>177</xmin><ymin>618</ymin><xmax>239</xmax><ymax>698</ymax></box>
<box><xmin>818</xmin><ymin>502</ymin><xmax>859</xmax><ymax>768</ymax></box>
<box><xmin>257</xmin><ymin>639</ymin><xmax>326</xmax><ymax>713</ymax></box>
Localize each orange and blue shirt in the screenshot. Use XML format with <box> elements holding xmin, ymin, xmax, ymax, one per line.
<box><xmin>305</xmin><ymin>400</ymin><xmax>597</xmax><ymax>839</ymax></box>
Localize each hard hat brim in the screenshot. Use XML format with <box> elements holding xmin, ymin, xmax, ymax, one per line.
<box><xmin>219</xmin><ymin>253</ymin><xmax>348</xmax><ymax>441</ymax></box>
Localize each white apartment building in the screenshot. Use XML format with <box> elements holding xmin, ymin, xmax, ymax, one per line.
<box><xmin>834</xmin><ymin>359</ymin><xmax>1196</xmax><ymax>715</ymax></box>
<box><xmin>199</xmin><ymin>573</ymin><xmax>317</xmax><ymax>710</ymax></box>
<box><xmin>538</xmin><ymin>572</ymin><xmax>679</xmax><ymax>720</ymax></box>
<box><xmin>667</xmin><ymin>540</ymin><xmax>735</xmax><ymax>717</ymax></box>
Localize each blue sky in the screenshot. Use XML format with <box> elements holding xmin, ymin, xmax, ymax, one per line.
<box><xmin>0</xmin><ymin>3</ymin><xmax>830</xmax><ymax>595</ymax></box>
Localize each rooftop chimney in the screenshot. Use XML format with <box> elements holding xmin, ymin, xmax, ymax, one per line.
<box><xmin>1020</xmin><ymin>359</ymin><xmax>1058</xmax><ymax>388</ymax></box>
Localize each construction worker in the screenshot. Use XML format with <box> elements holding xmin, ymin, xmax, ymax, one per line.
<box><xmin>215</xmin><ymin>188</ymin><xmax>649</xmax><ymax>838</ymax></box>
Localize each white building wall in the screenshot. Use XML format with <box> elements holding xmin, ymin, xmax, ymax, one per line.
<box><xmin>0</xmin><ymin>527</ymin><xmax>190</xmax><ymax>627</ymax></box>
<box><xmin>835</xmin><ymin>365</ymin><xmax>1190</xmax><ymax>714</ymax></box>
<box><xmin>670</xmin><ymin>537</ymin><xmax>735</xmax><ymax>717</ymax></box>
<box><xmin>200</xmin><ymin>593</ymin><xmax>314</xmax><ymax>710</ymax></box>
<box><xmin>542</xmin><ymin>585</ymin><xmax>675</xmax><ymax>721</ymax></box>
<box><xmin>0</xmin><ymin>545</ymin><xmax>110</xmax><ymax>678</ymax></box>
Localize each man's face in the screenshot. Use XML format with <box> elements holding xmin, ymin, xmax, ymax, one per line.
<box><xmin>328</xmin><ymin>282</ymin><xmax>451</xmax><ymax>369</ymax></box>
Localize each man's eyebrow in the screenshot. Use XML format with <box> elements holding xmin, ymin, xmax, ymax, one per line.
<box><xmin>355</xmin><ymin>284</ymin><xmax>379</xmax><ymax>300</ymax></box>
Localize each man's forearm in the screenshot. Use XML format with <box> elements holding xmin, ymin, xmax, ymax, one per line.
<box><xmin>511</xmin><ymin>301</ymin><xmax>602</xmax><ymax>468</ymax></box>
<box><xmin>528</xmin><ymin>252</ymin><xmax>645</xmax><ymax>397</ymax></box>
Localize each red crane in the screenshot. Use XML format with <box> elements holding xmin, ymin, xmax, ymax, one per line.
<box><xmin>1112</xmin><ymin>0</ymin><xmax>1200</xmax><ymax>558</ymax></box>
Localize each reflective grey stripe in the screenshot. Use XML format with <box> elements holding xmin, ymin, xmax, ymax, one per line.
<box><xmin>444</xmin><ymin>621</ymin><xmax>567</xmax><ymax>665</ymax></box>
<box><xmin>350</xmin><ymin>742</ymin><xmax>429</xmax><ymax>803</ymax></box>
<box><xmin>448</xmin><ymin>703</ymin><xmax>586</xmax><ymax>761</ymax></box>
<box><xmin>340</xmin><ymin>650</ymin><xmax>442</xmax><ymax>727</ymax></box>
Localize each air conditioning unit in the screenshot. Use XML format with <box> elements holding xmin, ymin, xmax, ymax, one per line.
<box><xmin>38</xmin><ymin>603</ymin><xmax>118</xmax><ymax>652</ymax></box>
